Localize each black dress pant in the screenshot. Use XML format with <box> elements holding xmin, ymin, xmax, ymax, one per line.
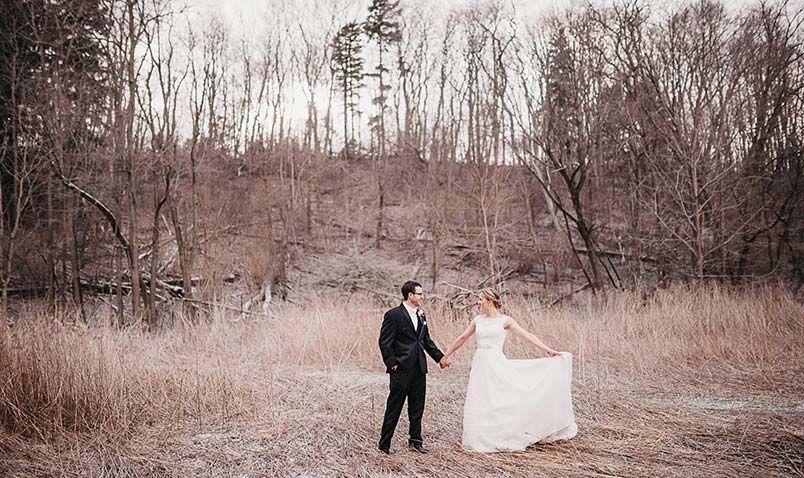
<box><xmin>378</xmin><ymin>368</ymin><xmax>426</xmax><ymax>450</ymax></box>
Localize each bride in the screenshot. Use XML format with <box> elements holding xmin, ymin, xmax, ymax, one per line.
<box><xmin>442</xmin><ymin>288</ymin><xmax>577</xmax><ymax>452</ymax></box>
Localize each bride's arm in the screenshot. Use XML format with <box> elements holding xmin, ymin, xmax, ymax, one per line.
<box><xmin>504</xmin><ymin>318</ymin><xmax>561</xmax><ymax>356</ymax></box>
<box><xmin>443</xmin><ymin>321</ymin><xmax>477</xmax><ymax>360</ymax></box>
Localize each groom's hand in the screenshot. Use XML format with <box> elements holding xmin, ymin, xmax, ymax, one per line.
<box><xmin>439</xmin><ymin>357</ymin><xmax>451</xmax><ymax>369</ymax></box>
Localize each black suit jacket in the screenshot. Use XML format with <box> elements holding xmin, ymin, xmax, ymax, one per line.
<box><xmin>379</xmin><ymin>303</ymin><xmax>444</xmax><ymax>374</ymax></box>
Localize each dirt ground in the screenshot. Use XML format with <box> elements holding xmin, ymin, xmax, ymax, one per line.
<box><xmin>3</xmin><ymin>364</ymin><xmax>802</xmax><ymax>478</ymax></box>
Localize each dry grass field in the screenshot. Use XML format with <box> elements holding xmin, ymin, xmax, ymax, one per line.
<box><xmin>1</xmin><ymin>285</ymin><xmax>803</xmax><ymax>477</ymax></box>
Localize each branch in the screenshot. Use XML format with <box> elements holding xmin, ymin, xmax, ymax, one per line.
<box><xmin>50</xmin><ymin>160</ymin><xmax>131</xmax><ymax>259</ymax></box>
<box><xmin>548</xmin><ymin>283</ymin><xmax>593</xmax><ymax>308</ymax></box>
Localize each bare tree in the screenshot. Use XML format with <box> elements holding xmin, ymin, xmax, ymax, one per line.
<box><xmin>295</xmin><ymin>21</ymin><xmax>332</xmax><ymax>156</ymax></box>
<box><xmin>729</xmin><ymin>2</ymin><xmax>804</xmax><ymax>281</ymax></box>
<box><xmin>510</xmin><ymin>12</ymin><xmax>620</xmax><ymax>292</ymax></box>
<box><xmin>626</xmin><ymin>1</ymin><xmax>769</xmax><ymax>280</ymax></box>
<box><xmin>139</xmin><ymin>1</ymin><xmax>185</xmax><ymax>329</ymax></box>
<box><xmin>0</xmin><ymin>27</ymin><xmax>40</xmax><ymax>323</ymax></box>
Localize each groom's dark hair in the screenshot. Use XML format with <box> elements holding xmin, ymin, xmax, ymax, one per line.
<box><xmin>401</xmin><ymin>280</ymin><xmax>422</xmax><ymax>300</ymax></box>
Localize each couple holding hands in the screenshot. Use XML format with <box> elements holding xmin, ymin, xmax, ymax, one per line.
<box><xmin>378</xmin><ymin>281</ymin><xmax>577</xmax><ymax>454</ymax></box>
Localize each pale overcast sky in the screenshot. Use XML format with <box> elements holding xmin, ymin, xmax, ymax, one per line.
<box><xmin>191</xmin><ymin>0</ymin><xmax>575</xmax><ymax>37</ymax></box>
<box><xmin>188</xmin><ymin>0</ymin><xmax>782</xmax><ymax>43</ymax></box>
<box><xmin>171</xmin><ymin>0</ymin><xmax>793</xmax><ymax>142</ymax></box>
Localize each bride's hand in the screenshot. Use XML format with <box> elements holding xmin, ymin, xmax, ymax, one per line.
<box><xmin>547</xmin><ymin>350</ymin><xmax>561</xmax><ymax>357</ymax></box>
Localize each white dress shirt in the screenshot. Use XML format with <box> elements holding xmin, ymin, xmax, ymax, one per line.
<box><xmin>403</xmin><ymin>302</ymin><xmax>419</xmax><ymax>331</ymax></box>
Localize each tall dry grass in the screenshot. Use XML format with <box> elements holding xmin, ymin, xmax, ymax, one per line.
<box><xmin>1</xmin><ymin>285</ymin><xmax>801</xmax><ymax>443</ymax></box>
<box><xmin>0</xmin><ymin>315</ymin><xmax>278</xmax><ymax>439</ymax></box>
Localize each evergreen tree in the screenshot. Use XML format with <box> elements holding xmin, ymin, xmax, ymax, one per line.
<box><xmin>363</xmin><ymin>0</ymin><xmax>402</xmax><ymax>157</ymax></box>
<box><xmin>331</xmin><ymin>22</ymin><xmax>365</xmax><ymax>158</ymax></box>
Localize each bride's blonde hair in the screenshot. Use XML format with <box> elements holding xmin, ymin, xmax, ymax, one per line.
<box><xmin>479</xmin><ymin>288</ymin><xmax>502</xmax><ymax>309</ymax></box>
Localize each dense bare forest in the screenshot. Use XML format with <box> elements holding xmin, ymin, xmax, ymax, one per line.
<box><xmin>1</xmin><ymin>0</ymin><xmax>803</xmax><ymax>476</ymax></box>
<box><xmin>0</xmin><ymin>0</ymin><xmax>801</xmax><ymax>326</ymax></box>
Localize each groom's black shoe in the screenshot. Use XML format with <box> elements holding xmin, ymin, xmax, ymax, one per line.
<box><xmin>378</xmin><ymin>447</ymin><xmax>390</xmax><ymax>455</ymax></box>
<box><xmin>408</xmin><ymin>441</ymin><xmax>428</xmax><ymax>454</ymax></box>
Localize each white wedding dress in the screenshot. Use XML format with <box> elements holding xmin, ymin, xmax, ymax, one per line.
<box><xmin>462</xmin><ymin>315</ymin><xmax>577</xmax><ymax>452</ymax></box>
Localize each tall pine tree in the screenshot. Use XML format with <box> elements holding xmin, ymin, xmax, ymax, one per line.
<box><xmin>364</xmin><ymin>0</ymin><xmax>401</xmax><ymax>157</ymax></box>
<box><xmin>331</xmin><ymin>22</ymin><xmax>365</xmax><ymax>159</ymax></box>
<box><xmin>364</xmin><ymin>0</ymin><xmax>401</xmax><ymax>249</ymax></box>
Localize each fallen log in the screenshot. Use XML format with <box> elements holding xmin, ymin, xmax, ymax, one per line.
<box><xmin>5</xmin><ymin>274</ymin><xmax>205</xmax><ymax>299</ymax></box>
<box><xmin>574</xmin><ymin>248</ymin><xmax>657</xmax><ymax>263</ymax></box>
<box><xmin>547</xmin><ymin>283</ymin><xmax>593</xmax><ymax>308</ymax></box>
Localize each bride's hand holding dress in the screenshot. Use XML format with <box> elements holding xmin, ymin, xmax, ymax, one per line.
<box><xmin>441</xmin><ymin>289</ymin><xmax>577</xmax><ymax>453</ymax></box>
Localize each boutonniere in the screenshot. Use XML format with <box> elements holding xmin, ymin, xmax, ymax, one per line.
<box><xmin>418</xmin><ymin>310</ymin><xmax>427</xmax><ymax>325</ymax></box>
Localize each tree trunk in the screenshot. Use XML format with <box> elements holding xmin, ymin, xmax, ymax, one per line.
<box><xmin>342</xmin><ymin>73</ymin><xmax>349</xmax><ymax>158</ymax></box>
<box><xmin>567</xmin><ymin>185</ymin><xmax>604</xmax><ymax>292</ymax></box>
<box><xmin>0</xmin><ymin>285</ymin><xmax>7</xmax><ymax>337</ymax></box>
<box><xmin>170</xmin><ymin>202</ymin><xmax>195</xmax><ymax>322</ymax></box>
<box><xmin>276</xmin><ymin>206</ymin><xmax>289</xmax><ymax>301</ymax></box>
<box><xmin>524</xmin><ymin>187</ymin><xmax>539</xmax><ymax>248</ymax></box>
<box><xmin>146</xmin><ymin>209</ymin><xmax>158</xmax><ymax>331</ymax></box>
<box><xmin>46</xmin><ymin>176</ymin><xmax>55</xmax><ymax>314</ymax></box>
<box><xmin>115</xmin><ymin>247</ymin><xmax>124</xmax><ymax>329</ymax></box>
<box><xmin>431</xmin><ymin>220</ymin><xmax>441</xmax><ymax>291</ymax></box>
<box><xmin>126</xmin><ymin>0</ymin><xmax>142</xmax><ymax>321</ymax></box>
<box><xmin>147</xmin><ymin>169</ymin><xmax>171</xmax><ymax>331</ymax></box>
<box><xmin>305</xmin><ymin>189</ymin><xmax>313</xmax><ymax>245</ymax></box>
<box><xmin>375</xmin><ymin>183</ymin><xmax>384</xmax><ymax>249</ymax></box>
<box><xmin>69</xmin><ymin>200</ymin><xmax>86</xmax><ymax>323</ymax></box>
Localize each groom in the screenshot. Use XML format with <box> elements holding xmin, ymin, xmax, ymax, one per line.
<box><xmin>378</xmin><ymin>280</ymin><xmax>450</xmax><ymax>455</ymax></box>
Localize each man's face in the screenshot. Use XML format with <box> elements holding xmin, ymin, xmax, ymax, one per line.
<box><xmin>408</xmin><ymin>286</ymin><xmax>424</xmax><ymax>308</ymax></box>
